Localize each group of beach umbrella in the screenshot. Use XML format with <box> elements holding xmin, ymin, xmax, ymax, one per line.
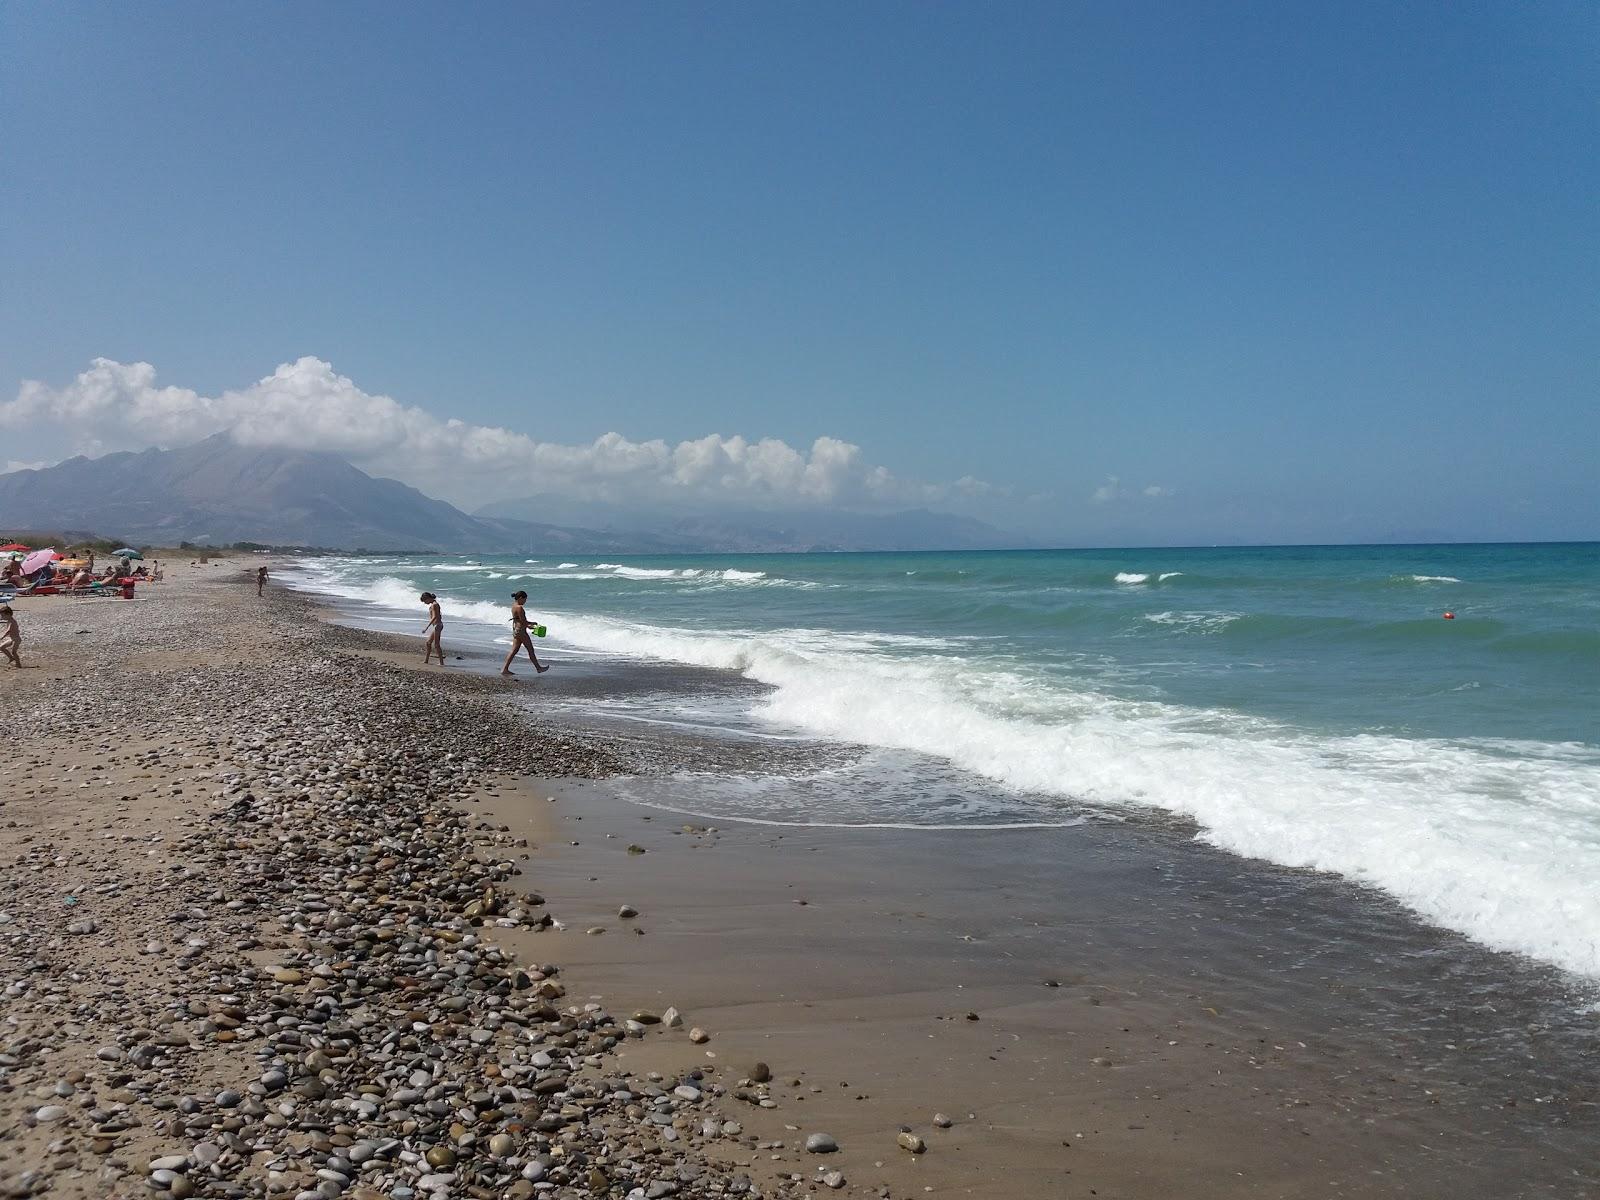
<box><xmin>1</xmin><ymin>543</ymin><xmax>143</xmax><ymax>576</ymax></box>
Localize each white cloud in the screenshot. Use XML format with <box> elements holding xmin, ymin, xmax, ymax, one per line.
<box><xmin>1090</xmin><ymin>476</ymin><xmax>1173</xmax><ymax>504</ymax></box>
<box><xmin>4</xmin><ymin>357</ymin><xmax>985</xmax><ymax>511</ymax></box>
<box><xmin>2</xmin><ymin>459</ymin><xmax>51</xmax><ymax>475</ymax></box>
<box><xmin>1090</xmin><ymin>477</ymin><xmax>1122</xmax><ymax>504</ymax></box>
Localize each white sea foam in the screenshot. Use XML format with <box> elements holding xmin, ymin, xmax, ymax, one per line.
<box><xmin>610</xmin><ymin>566</ymin><xmax>685</xmax><ymax>579</ymax></box>
<box><xmin>1408</xmin><ymin>574</ymin><xmax>1462</xmax><ymax>583</ymax></box>
<box><xmin>1115</xmin><ymin>572</ymin><xmax>1150</xmax><ymax>584</ymax></box>
<box><xmin>539</xmin><ymin>611</ymin><xmax>1600</xmax><ymax>981</ymax></box>
<box><xmin>1145</xmin><ymin>611</ymin><xmax>1241</xmax><ymax>634</ymax></box>
<box><xmin>556</xmin><ymin>563</ymin><xmax>578</xmax><ymax>569</ymax></box>
<box><xmin>1158</xmin><ymin>572</ymin><xmax>1184</xmax><ymax>581</ymax></box>
<box><xmin>289</xmin><ymin>559</ymin><xmax>1600</xmax><ymax>982</ymax></box>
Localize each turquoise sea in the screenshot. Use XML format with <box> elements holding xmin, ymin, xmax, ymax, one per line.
<box><xmin>292</xmin><ymin>542</ymin><xmax>1600</xmax><ymax>981</ymax></box>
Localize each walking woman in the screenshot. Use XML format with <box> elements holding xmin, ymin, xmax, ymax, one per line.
<box><xmin>420</xmin><ymin>592</ymin><xmax>445</xmax><ymax>665</ymax></box>
<box><xmin>501</xmin><ymin>590</ymin><xmax>549</xmax><ymax>675</ymax></box>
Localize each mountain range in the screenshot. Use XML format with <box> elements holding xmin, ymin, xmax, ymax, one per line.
<box><xmin>0</xmin><ymin>435</ymin><xmax>1019</xmax><ymax>553</ymax></box>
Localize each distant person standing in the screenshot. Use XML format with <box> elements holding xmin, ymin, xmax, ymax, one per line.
<box><xmin>501</xmin><ymin>590</ymin><xmax>549</xmax><ymax>676</ymax></box>
<box><xmin>0</xmin><ymin>605</ymin><xmax>20</xmax><ymax>668</ymax></box>
<box><xmin>420</xmin><ymin>592</ymin><xmax>445</xmax><ymax>665</ymax></box>
<box><xmin>257</xmin><ymin>565</ymin><xmax>268</xmax><ymax>596</ymax></box>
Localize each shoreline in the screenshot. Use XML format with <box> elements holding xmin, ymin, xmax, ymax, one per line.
<box><xmin>3</xmin><ymin>568</ymin><xmax>1596</xmax><ymax>1199</ymax></box>
<box><xmin>292</xmin><ymin>567</ymin><xmax>1600</xmax><ymax>1197</ymax></box>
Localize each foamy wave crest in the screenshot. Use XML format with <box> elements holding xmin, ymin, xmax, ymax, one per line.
<box><xmin>1115</xmin><ymin>572</ymin><xmax>1150</xmax><ymax>584</ymax></box>
<box><xmin>1145</xmin><ymin>611</ymin><xmax>1241</xmax><ymax>634</ymax></box>
<box><xmin>287</xmin><ymin>568</ymin><xmax>512</xmax><ymax>629</ymax></box>
<box><xmin>1158</xmin><ymin>572</ymin><xmax>1184</xmax><ymax>581</ymax></box>
<box><xmin>584</xmin><ymin>563</ymin><xmax>783</xmax><ymax>585</ymax></box>
<box><xmin>555</xmin><ymin>563</ymin><xmax>578</xmax><ymax>569</ymax></box>
<box><xmin>1405</xmin><ymin>574</ymin><xmax>1462</xmax><ymax>584</ymax></box>
<box><xmin>538</xmin><ymin>610</ymin><xmax>1600</xmax><ymax>981</ymax></box>
<box><xmin>610</xmin><ymin>566</ymin><xmax>685</xmax><ymax>579</ymax></box>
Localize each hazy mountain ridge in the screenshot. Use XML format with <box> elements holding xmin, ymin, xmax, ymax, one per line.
<box><xmin>475</xmin><ymin>494</ymin><xmax>1020</xmax><ymax>552</ymax></box>
<box><xmin>0</xmin><ymin>437</ymin><xmax>1017</xmax><ymax>552</ymax></box>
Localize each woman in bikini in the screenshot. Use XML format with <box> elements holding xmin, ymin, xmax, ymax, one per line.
<box><xmin>420</xmin><ymin>592</ymin><xmax>445</xmax><ymax>665</ymax></box>
<box><xmin>501</xmin><ymin>590</ymin><xmax>549</xmax><ymax>676</ymax></box>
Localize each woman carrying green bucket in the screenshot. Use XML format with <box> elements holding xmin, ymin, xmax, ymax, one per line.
<box><xmin>501</xmin><ymin>589</ymin><xmax>550</xmax><ymax>676</ymax></box>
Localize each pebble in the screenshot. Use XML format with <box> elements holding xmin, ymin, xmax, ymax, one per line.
<box><xmin>805</xmin><ymin>1133</ymin><xmax>839</xmax><ymax>1154</ymax></box>
<box><xmin>898</xmin><ymin>1131</ymin><xmax>927</xmax><ymax>1154</ymax></box>
<box><xmin>0</xmin><ymin>580</ymin><xmax>816</xmax><ymax>1200</ymax></box>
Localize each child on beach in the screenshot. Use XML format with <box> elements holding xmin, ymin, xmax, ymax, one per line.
<box><xmin>257</xmin><ymin>565</ymin><xmax>268</xmax><ymax>596</ymax></box>
<box><xmin>501</xmin><ymin>590</ymin><xmax>549</xmax><ymax>676</ymax></box>
<box><xmin>0</xmin><ymin>605</ymin><xmax>20</xmax><ymax>668</ymax></box>
<box><xmin>420</xmin><ymin>592</ymin><xmax>445</xmax><ymax>665</ymax></box>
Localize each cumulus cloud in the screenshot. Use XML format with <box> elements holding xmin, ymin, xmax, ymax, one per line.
<box><xmin>5</xmin><ymin>357</ymin><xmax>986</xmax><ymax>511</ymax></box>
<box><xmin>1090</xmin><ymin>476</ymin><xmax>1173</xmax><ymax>504</ymax></box>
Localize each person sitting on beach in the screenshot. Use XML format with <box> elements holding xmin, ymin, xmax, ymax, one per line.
<box><xmin>257</xmin><ymin>565</ymin><xmax>269</xmax><ymax>596</ymax></box>
<box><xmin>501</xmin><ymin>590</ymin><xmax>549</xmax><ymax>676</ymax></box>
<box><xmin>0</xmin><ymin>605</ymin><xmax>20</xmax><ymax>668</ymax></box>
<box><xmin>68</xmin><ymin>568</ymin><xmax>95</xmax><ymax>589</ymax></box>
<box><xmin>420</xmin><ymin>592</ymin><xmax>446</xmax><ymax>665</ymax></box>
<box><xmin>2</xmin><ymin>562</ymin><xmax>35</xmax><ymax>593</ymax></box>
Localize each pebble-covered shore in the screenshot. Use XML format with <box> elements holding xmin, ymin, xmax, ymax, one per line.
<box><xmin>0</xmin><ymin>571</ymin><xmax>814</xmax><ymax>1200</ymax></box>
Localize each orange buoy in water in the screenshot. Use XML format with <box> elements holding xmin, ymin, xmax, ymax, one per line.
<box><xmin>1442</xmin><ymin>611</ymin><xmax>1455</xmax><ymax>620</ymax></box>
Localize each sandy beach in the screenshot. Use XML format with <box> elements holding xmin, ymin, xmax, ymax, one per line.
<box><xmin>3</xmin><ymin>568</ymin><xmax>1596</xmax><ymax>1200</ymax></box>
<box><xmin>1</xmin><ymin>567</ymin><xmax>799</xmax><ymax>1200</ymax></box>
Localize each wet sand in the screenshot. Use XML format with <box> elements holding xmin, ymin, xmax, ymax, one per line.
<box><xmin>470</xmin><ymin>778</ymin><xmax>1600</xmax><ymax>1200</ymax></box>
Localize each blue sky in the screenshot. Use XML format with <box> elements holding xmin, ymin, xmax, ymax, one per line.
<box><xmin>2</xmin><ymin>2</ymin><xmax>1595</xmax><ymax>544</ymax></box>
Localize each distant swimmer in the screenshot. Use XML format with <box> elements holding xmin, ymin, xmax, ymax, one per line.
<box><xmin>501</xmin><ymin>589</ymin><xmax>549</xmax><ymax>676</ymax></box>
<box><xmin>420</xmin><ymin>592</ymin><xmax>446</xmax><ymax>665</ymax></box>
<box><xmin>257</xmin><ymin>565</ymin><xmax>268</xmax><ymax>596</ymax></box>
